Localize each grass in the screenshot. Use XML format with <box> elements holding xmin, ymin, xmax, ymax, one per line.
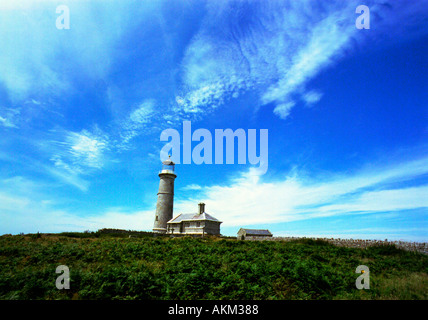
<box><xmin>0</xmin><ymin>232</ymin><xmax>427</xmax><ymax>300</ymax></box>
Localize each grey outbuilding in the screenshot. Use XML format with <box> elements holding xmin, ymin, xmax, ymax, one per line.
<box><xmin>237</xmin><ymin>228</ymin><xmax>273</xmax><ymax>240</ymax></box>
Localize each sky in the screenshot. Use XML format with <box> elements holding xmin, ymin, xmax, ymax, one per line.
<box><xmin>0</xmin><ymin>0</ymin><xmax>427</xmax><ymax>241</ymax></box>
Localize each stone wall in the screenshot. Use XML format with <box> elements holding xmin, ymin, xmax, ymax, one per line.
<box><xmin>241</xmin><ymin>236</ymin><xmax>274</xmax><ymax>241</ymax></box>
<box><xmin>243</xmin><ymin>236</ymin><xmax>428</xmax><ymax>255</ymax></box>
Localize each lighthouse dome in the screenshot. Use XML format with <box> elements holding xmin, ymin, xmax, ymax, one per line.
<box><xmin>160</xmin><ymin>155</ymin><xmax>176</xmax><ymax>174</ymax></box>
<box><xmin>162</xmin><ymin>157</ymin><xmax>175</xmax><ymax>166</ymax></box>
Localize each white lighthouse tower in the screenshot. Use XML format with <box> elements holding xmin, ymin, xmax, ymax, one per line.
<box><xmin>153</xmin><ymin>155</ymin><xmax>177</xmax><ymax>233</ymax></box>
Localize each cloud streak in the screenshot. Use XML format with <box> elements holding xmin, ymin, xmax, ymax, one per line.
<box><xmin>176</xmin><ymin>0</ymin><xmax>360</xmax><ymax>119</ymax></box>
<box><xmin>49</xmin><ymin>127</ymin><xmax>110</xmax><ymax>172</ymax></box>
<box><xmin>0</xmin><ymin>0</ymin><xmax>159</xmax><ymax>102</ymax></box>
<box><xmin>0</xmin><ymin>175</ymin><xmax>152</xmax><ymax>234</ymax></box>
<box><xmin>174</xmin><ymin>156</ymin><xmax>428</xmax><ymax>230</ymax></box>
<box><xmin>175</xmin><ymin>0</ymin><xmax>428</xmax><ymax>120</ymax></box>
<box><xmin>1</xmin><ymin>155</ymin><xmax>426</xmax><ymax>239</ymax></box>
<box><xmin>117</xmin><ymin>99</ymin><xmax>157</xmax><ymax>150</ymax></box>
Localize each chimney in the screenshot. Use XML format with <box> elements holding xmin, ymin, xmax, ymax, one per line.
<box><xmin>198</xmin><ymin>203</ymin><xmax>205</xmax><ymax>215</ymax></box>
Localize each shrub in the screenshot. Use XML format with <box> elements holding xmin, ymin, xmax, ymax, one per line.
<box><xmin>0</xmin><ymin>234</ymin><xmax>427</xmax><ymax>300</ymax></box>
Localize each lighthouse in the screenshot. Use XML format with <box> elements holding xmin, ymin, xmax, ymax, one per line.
<box><xmin>153</xmin><ymin>155</ymin><xmax>177</xmax><ymax>233</ymax></box>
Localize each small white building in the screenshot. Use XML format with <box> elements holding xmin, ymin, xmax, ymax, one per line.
<box><xmin>167</xmin><ymin>203</ymin><xmax>222</xmax><ymax>236</ymax></box>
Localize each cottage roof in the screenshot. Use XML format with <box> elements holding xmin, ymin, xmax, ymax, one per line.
<box><xmin>167</xmin><ymin>212</ymin><xmax>222</xmax><ymax>224</ymax></box>
<box><xmin>240</xmin><ymin>228</ymin><xmax>272</xmax><ymax>236</ymax></box>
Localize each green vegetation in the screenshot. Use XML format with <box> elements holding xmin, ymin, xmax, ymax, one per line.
<box><xmin>0</xmin><ymin>232</ymin><xmax>427</xmax><ymax>300</ymax></box>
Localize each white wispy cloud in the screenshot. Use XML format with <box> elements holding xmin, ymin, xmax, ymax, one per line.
<box><xmin>0</xmin><ymin>0</ymin><xmax>157</xmax><ymax>102</ymax></box>
<box><xmin>67</xmin><ymin>130</ymin><xmax>109</xmax><ymax>169</ymax></box>
<box><xmin>89</xmin><ymin>208</ymin><xmax>154</xmax><ymax>231</ymax></box>
<box><xmin>174</xmin><ymin>156</ymin><xmax>428</xmax><ymax>229</ymax></box>
<box><xmin>1</xmin><ymin>204</ymin><xmax>155</xmax><ymax>235</ymax></box>
<box><xmin>2</xmin><ymin>155</ymin><xmax>426</xmax><ymax>238</ymax></box>
<box><xmin>0</xmin><ymin>174</ymin><xmax>154</xmax><ymax>234</ymax></box>
<box><xmin>0</xmin><ymin>175</ymin><xmax>78</xmax><ymax>233</ymax></box>
<box><xmin>181</xmin><ymin>184</ymin><xmax>202</xmax><ymax>191</ymax></box>
<box><xmin>29</xmin><ymin>126</ymin><xmax>111</xmax><ymax>190</ymax></box>
<box><xmin>302</xmin><ymin>90</ymin><xmax>323</xmax><ymax>106</ymax></box>
<box><xmin>176</xmin><ymin>0</ymin><xmax>428</xmax><ymax>120</ymax></box>
<box><xmin>52</xmin><ymin>127</ymin><xmax>110</xmax><ymax>171</ymax></box>
<box><xmin>19</xmin><ymin>98</ymin><xmax>159</xmax><ymax>190</ymax></box>
<box><xmin>118</xmin><ymin>99</ymin><xmax>157</xmax><ymax>150</ymax></box>
<box><xmin>176</xmin><ymin>0</ymin><xmax>361</xmax><ymax>119</ymax></box>
<box><xmin>42</xmin><ymin>164</ymin><xmax>90</xmax><ymax>192</ymax></box>
<box><xmin>0</xmin><ymin>107</ymin><xmax>20</xmax><ymax>128</ymax></box>
<box><xmin>273</xmin><ymin>102</ymin><xmax>296</xmax><ymax>120</ymax></box>
<box><xmin>0</xmin><ymin>116</ymin><xmax>17</xmax><ymax>128</ymax></box>
<box><xmin>261</xmin><ymin>6</ymin><xmax>356</xmax><ymax>110</ymax></box>
<box><xmin>0</xmin><ymin>181</ymin><xmax>153</xmax><ymax>234</ymax></box>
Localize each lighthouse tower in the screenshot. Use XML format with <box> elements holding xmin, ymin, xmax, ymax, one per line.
<box><xmin>153</xmin><ymin>155</ymin><xmax>177</xmax><ymax>233</ymax></box>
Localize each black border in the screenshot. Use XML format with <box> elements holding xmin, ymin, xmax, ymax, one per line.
<box><xmin>1</xmin><ymin>300</ymin><xmax>424</xmax><ymax>318</ymax></box>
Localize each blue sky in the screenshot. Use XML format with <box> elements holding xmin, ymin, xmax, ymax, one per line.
<box><xmin>0</xmin><ymin>0</ymin><xmax>427</xmax><ymax>241</ymax></box>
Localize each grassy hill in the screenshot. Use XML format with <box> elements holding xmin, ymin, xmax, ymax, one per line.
<box><xmin>0</xmin><ymin>231</ymin><xmax>427</xmax><ymax>300</ymax></box>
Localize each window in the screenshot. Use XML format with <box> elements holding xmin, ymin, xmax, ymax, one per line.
<box><xmin>196</xmin><ymin>222</ymin><xmax>200</xmax><ymax>227</ymax></box>
<box><xmin>155</xmin><ymin>216</ymin><xmax>158</xmax><ymax>221</ymax></box>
